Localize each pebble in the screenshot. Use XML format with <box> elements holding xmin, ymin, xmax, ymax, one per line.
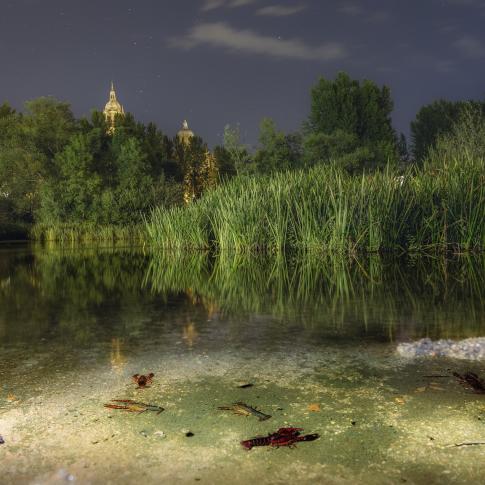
<box><xmin>0</xmin><ymin>435</ymin><xmax>4</xmax><ymax>444</ymax></box>
<box><xmin>57</xmin><ymin>469</ymin><xmax>75</xmax><ymax>481</ymax></box>
<box><xmin>397</xmin><ymin>337</ymin><xmax>485</xmax><ymax>360</ymax></box>
<box><xmin>154</xmin><ymin>431</ymin><xmax>166</xmax><ymax>439</ymax></box>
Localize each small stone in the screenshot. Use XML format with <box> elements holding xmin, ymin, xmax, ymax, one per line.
<box><xmin>139</xmin><ymin>430</ymin><xmax>148</xmax><ymax>438</ymax></box>
<box><xmin>154</xmin><ymin>431</ymin><xmax>166</xmax><ymax>439</ymax></box>
<box><xmin>185</xmin><ymin>431</ymin><xmax>195</xmax><ymax>437</ymax></box>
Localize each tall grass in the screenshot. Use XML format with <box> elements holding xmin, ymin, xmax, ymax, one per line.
<box><xmin>147</xmin><ymin>154</ymin><xmax>485</xmax><ymax>253</ymax></box>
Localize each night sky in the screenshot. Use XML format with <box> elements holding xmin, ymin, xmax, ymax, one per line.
<box><xmin>1</xmin><ymin>0</ymin><xmax>485</xmax><ymax>147</ymax></box>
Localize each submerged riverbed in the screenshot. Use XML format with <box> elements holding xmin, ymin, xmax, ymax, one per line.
<box><xmin>1</xmin><ymin>245</ymin><xmax>485</xmax><ymax>484</ymax></box>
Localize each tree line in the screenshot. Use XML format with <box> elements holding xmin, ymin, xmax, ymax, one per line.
<box><xmin>1</xmin><ymin>72</ymin><xmax>484</xmax><ymax>238</ymax></box>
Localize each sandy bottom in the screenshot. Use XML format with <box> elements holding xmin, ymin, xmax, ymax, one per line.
<box><xmin>1</xmin><ymin>343</ymin><xmax>485</xmax><ymax>485</ymax></box>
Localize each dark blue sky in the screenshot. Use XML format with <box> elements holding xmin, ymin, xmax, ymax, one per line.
<box><xmin>1</xmin><ymin>0</ymin><xmax>485</xmax><ymax>147</ymax></box>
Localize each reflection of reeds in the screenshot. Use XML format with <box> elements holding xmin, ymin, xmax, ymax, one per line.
<box><xmin>145</xmin><ymin>251</ymin><xmax>485</xmax><ymax>339</ymax></box>
<box><xmin>1</xmin><ymin>247</ymin><xmax>485</xmax><ymax>345</ymax></box>
<box><xmin>148</xmin><ymin>160</ymin><xmax>485</xmax><ymax>253</ymax></box>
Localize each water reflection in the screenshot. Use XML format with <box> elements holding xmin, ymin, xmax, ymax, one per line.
<box><xmin>110</xmin><ymin>338</ymin><xmax>126</xmax><ymax>374</ymax></box>
<box><xmin>0</xmin><ymin>245</ymin><xmax>484</xmax><ymax>348</ymax></box>
<box><xmin>183</xmin><ymin>322</ymin><xmax>198</xmax><ymax>349</ymax></box>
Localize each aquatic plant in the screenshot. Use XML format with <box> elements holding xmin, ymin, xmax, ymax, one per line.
<box><xmin>147</xmin><ymin>154</ymin><xmax>485</xmax><ymax>253</ymax></box>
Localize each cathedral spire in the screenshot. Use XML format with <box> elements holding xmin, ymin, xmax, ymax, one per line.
<box><xmin>110</xmin><ymin>81</ymin><xmax>117</xmax><ymax>102</ymax></box>
<box><xmin>104</xmin><ymin>81</ymin><xmax>124</xmax><ymax>134</ymax></box>
<box><xmin>177</xmin><ymin>119</ymin><xmax>195</xmax><ymax>145</ymax></box>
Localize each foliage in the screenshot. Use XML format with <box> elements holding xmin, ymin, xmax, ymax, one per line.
<box><xmin>222</xmin><ymin>124</ymin><xmax>251</xmax><ymax>175</ymax></box>
<box><xmin>254</xmin><ymin>118</ymin><xmax>302</xmax><ymax>174</ymax></box>
<box><xmin>411</xmin><ymin>99</ymin><xmax>485</xmax><ymax>163</ymax></box>
<box><xmin>425</xmin><ymin>104</ymin><xmax>485</xmax><ymax>169</ymax></box>
<box><xmin>147</xmin><ymin>153</ymin><xmax>485</xmax><ymax>253</ymax></box>
<box><xmin>305</xmin><ymin>72</ymin><xmax>397</xmax><ymax>169</ymax></box>
<box><xmin>0</xmin><ymin>96</ymin><xmax>221</xmax><ymax>240</ymax></box>
<box><xmin>172</xmin><ymin>135</ymin><xmax>219</xmax><ymax>203</ymax></box>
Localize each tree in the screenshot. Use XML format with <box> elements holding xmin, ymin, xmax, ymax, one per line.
<box><xmin>306</xmin><ymin>72</ymin><xmax>397</xmax><ymax>169</ymax></box>
<box><xmin>303</xmin><ymin>130</ymin><xmax>358</xmax><ymax>165</ymax></box>
<box><xmin>397</xmin><ymin>133</ymin><xmax>409</xmax><ymax>164</ymax></box>
<box><xmin>40</xmin><ymin>132</ymin><xmax>102</xmax><ymax>223</ymax></box>
<box><xmin>223</xmin><ymin>124</ymin><xmax>252</xmax><ymax>175</ymax></box>
<box><xmin>0</xmin><ymin>146</ymin><xmax>45</xmax><ymax>222</ymax></box>
<box><xmin>173</xmin><ymin>136</ymin><xmax>215</xmax><ymax>203</ymax></box>
<box><xmin>23</xmin><ymin>97</ymin><xmax>77</xmax><ymax>162</ymax></box>
<box><xmin>254</xmin><ymin>118</ymin><xmax>302</xmax><ymax>174</ymax></box>
<box><xmin>114</xmin><ymin>137</ymin><xmax>154</xmax><ymax>223</ymax></box>
<box><xmin>0</xmin><ymin>103</ymin><xmax>45</xmax><ymax>222</ymax></box>
<box><xmin>213</xmin><ymin>145</ymin><xmax>236</xmax><ymax>179</ymax></box>
<box><xmin>425</xmin><ymin>103</ymin><xmax>485</xmax><ymax>169</ymax></box>
<box><xmin>410</xmin><ymin>99</ymin><xmax>485</xmax><ymax>163</ymax></box>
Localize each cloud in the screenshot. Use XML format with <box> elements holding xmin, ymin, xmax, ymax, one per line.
<box><xmin>201</xmin><ymin>0</ymin><xmax>257</xmax><ymax>10</ymax></box>
<box><xmin>256</xmin><ymin>5</ymin><xmax>307</xmax><ymax>16</ymax></box>
<box><xmin>338</xmin><ymin>2</ymin><xmax>390</xmax><ymax>22</ymax></box>
<box><xmin>169</xmin><ymin>22</ymin><xmax>347</xmax><ymax>61</ymax></box>
<box><xmin>454</xmin><ymin>35</ymin><xmax>485</xmax><ymax>58</ymax></box>
<box><xmin>338</xmin><ymin>3</ymin><xmax>363</xmax><ymax>16</ymax></box>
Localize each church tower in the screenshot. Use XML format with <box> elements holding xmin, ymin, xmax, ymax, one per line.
<box><xmin>103</xmin><ymin>82</ymin><xmax>125</xmax><ymax>133</ymax></box>
<box><xmin>177</xmin><ymin>119</ymin><xmax>195</xmax><ymax>145</ymax></box>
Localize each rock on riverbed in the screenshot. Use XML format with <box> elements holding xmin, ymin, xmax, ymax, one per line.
<box><xmin>397</xmin><ymin>337</ymin><xmax>485</xmax><ymax>360</ymax></box>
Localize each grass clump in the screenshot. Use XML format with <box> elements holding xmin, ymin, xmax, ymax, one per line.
<box><xmin>147</xmin><ymin>154</ymin><xmax>485</xmax><ymax>253</ymax></box>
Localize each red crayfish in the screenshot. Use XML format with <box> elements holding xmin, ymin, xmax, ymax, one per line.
<box><xmin>241</xmin><ymin>427</ymin><xmax>319</xmax><ymax>450</ymax></box>
<box><xmin>132</xmin><ymin>373</ymin><xmax>154</xmax><ymax>389</ymax></box>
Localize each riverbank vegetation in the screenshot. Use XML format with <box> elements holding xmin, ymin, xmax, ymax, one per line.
<box><xmin>1</xmin><ymin>72</ymin><xmax>484</xmax><ymax>247</ymax></box>
<box><xmin>147</xmin><ymin>148</ymin><xmax>485</xmax><ymax>252</ymax></box>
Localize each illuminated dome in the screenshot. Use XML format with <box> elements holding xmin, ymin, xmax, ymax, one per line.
<box><xmin>177</xmin><ymin>119</ymin><xmax>194</xmax><ymax>145</ymax></box>
<box><xmin>103</xmin><ymin>82</ymin><xmax>124</xmax><ymax>133</ymax></box>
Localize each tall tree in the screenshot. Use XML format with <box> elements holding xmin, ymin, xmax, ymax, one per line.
<box><xmin>306</xmin><ymin>72</ymin><xmax>397</xmax><ymax>169</ymax></box>
<box><xmin>410</xmin><ymin>99</ymin><xmax>485</xmax><ymax>163</ymax></box>
<box><xmin>40</xmin><ymin>132</ymin><xmax>102</xmax><ymax>223</ymax></box>
<box><xmin>223</xmin><ymin>124</ymin><xmax>252</xmax><ymax>175</ymax></box>
<box><xmin>254</xmin><ymin>118</ymin><xmax>302</xmax><ymax>174</ymax></box>
<box><xmin>23</xmin><ymin>97</ymin><xmax>77</xmax><ymax>162</ymax></box>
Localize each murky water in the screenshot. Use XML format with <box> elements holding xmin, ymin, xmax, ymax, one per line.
<box><xmin>1</xmin><ymin>245</ymin><xmax>485</xmax><ymax>484</ymax></box>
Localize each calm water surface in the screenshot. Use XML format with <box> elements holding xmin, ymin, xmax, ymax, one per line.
<box><xmin>1</xmin><ymin>245</ymin><xmax>485</xmax><ymax>484</ymax></box>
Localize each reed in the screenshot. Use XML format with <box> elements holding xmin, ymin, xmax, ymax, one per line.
<box><xmin>147</xmin><ymin>154</ymin><xmax>485</xmax><ymax>253</ymax></box>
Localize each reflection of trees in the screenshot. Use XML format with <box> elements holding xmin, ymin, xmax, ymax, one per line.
<box><xmin>1</xmin><ymin>246</ymin><xmax>484</xmax><ymax>346</ymax></box>
<box><xmin>146</xmin><ymin>252</ymin><xmax>485</xmax><ymax>340</ymax></box>
<box><xmin>0</xmin><ymin>246</ymin><xmax>155</xmax><ymax>345</ymax></box>
<box><xmin>0</xmin><ymin>246</ymin><xmax>217</xmax><ymax>347</ymax></box>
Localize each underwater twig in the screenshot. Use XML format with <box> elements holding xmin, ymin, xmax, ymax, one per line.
<box><xmin>452</xmin><ymin>442</ymin><xmax>485</xmax><ymax>447</ymax></box>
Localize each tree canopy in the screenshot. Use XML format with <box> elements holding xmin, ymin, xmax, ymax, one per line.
<box><xmin>411</xmin><ymin>99</ymin><xmax>485</xmax><ymax>163</ymax></box>
<box><xmin>306</xmin><ymin>72</ymin><xmax>397</xmax><ymax>170</ymax></box>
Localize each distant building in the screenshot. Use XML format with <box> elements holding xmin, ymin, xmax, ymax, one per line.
<box><xmin>177</xmin><ymin>119</ymin><xmax>195</xmax><ymax>145</ymax></box>
<box><xmin>103</xmin><ymin>82</ymin><xmax>124</xmax><ymax>133</ymax></box>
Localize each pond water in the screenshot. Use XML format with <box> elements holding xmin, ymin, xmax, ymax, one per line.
<box><xmin>1</xmin><ymin>245</ymin><xmax>485</xmax><ymax>484</ymax></box>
